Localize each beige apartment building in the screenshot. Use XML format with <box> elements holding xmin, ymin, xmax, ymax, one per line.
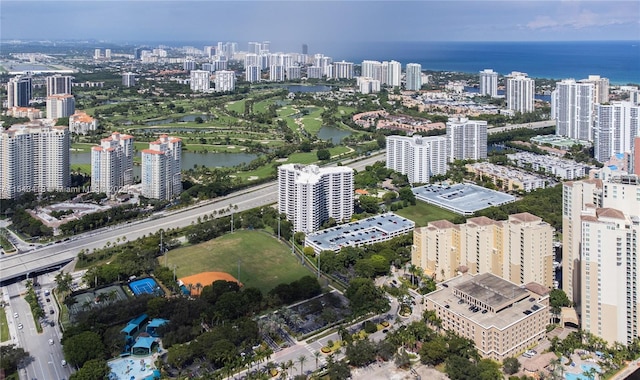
<box><xmin>425</xmin><ymin>273</ymin><xmax>550</xmax><ymax>361</ymax></box>
<box><xmin>563</xmin><ymin>167</ymin><xmax>640</xmax><ymax>345</ymax></box>
<box><xmin>413</xmin><ymin>213</ymin><xmax>554</xmax><ymax>288</ymax></box>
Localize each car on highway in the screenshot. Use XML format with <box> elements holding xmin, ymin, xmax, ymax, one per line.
<box><xmin>13</xmin><ymin>312</ymin><xmax>18</xmax><ymax>318</ymax></box>
<box><xmin>17</xmin><ymin>323</ymin><xmax>23</xmax><ymax>329</ymax></box>
<box><xmin>61</xmin><ymin>359</ymin><xmax>67</xmax><ymax>367</ymax></box>
<box><xmin>49</xmin><ymin>339</ymin><xmax>54</xmax><ymax>345</ymax></box>
<box><xmin>49</xmin><ymin>309</ymin><xmax>54</xmax><ymax>315</ymax></box>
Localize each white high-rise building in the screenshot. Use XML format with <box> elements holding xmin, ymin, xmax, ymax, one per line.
<box><xmin>122</xmin><ymin>72</ymin><xmax>136</xmax><ymax>87</ymax></box>
<box><xmin>245</xmin><ymin>66</ymin><xmax>261</xmax><ymax>83</ymax></box>
<box><xmin>563</xmin><ymin>168</ymin><xmax>640</xmax><ymax>345</ymax></box>
<box><xmin>46</xmin><ymin>75</ymin><xmax>73</xmax><ymax>96</ymax></box>
<box><xmin>269</xmin><ymin>65</ymin><xmax>285</xmax><ymax>82</ymax></box>
<box><xmin>286</xmin><ymin>67</ymin><xmax>301</xmax><ymax>81</ymax></box>
<box><xmin>190</xmin><ymin>70</ymin><xmax>210</xmax><ymax>92</ymax></box>
<box><xmin>594</xmin><ymin>102</ymin><xmax>640</xmax><ymax>162</ymax></box>
<box><xmin>245</xmin><ymin>53</ymin><xmax>259</xmax><ymax>68</ymax></box>
<box><xmin>141</xmin><ymin>135</ymin><xmax>182</xmax><ymax>200</ymax></box>
<box><xmin>386</xmin><ymin>135</ymin><xmax>448</xmax><ymax>184</ymax></box>
<box><xmin>386</xmin><ymin>60</ymin><xmax>402</xmax><ymax>87</ymax></box>
<box><xmin>357</xmin><ymin>77</ymin><xmax>380</xmax><ymax>94</ymax></box>
<box><xmin>183</xmin><ymin>59</ymin><xmax>196</xmax><ymax>72</ymax></box>
<box><xmin>479</xmin><ymin>69</ymin><xmax>498</xmax><ymax>97</ymax></box>
<box><xmin>333</xmin><ymin>61</ymin><xmax>354</xmax><ymax>80</ymax></box>
<box><xmin>94</xmin><ymin>49</ymin><xmax>101</xmax><ymax>59</ymax></box>
<box><xmin>405</xmin><ymin>63</ymin><xmax>422</xmax><ymax>91</ymax></box>
<box><xmin>0</xmin><ymin>122</ymin><xmax>70</xmax><ymax>199</ymax></box>
<box><xmin>306</xmin><ymin>66</ymin><xmax>323</xmax><ymax>79</ymax></box>
<box><xmin>552</xmin><ymin>79</ymin><xmax>595</xmax><ymax>141</ymax></box>
<box><xmin>580</xmin><ymin>75</ymin><xmax>610</xmax><ymax>105</ymax></box>
<box><xmin>69</xmin><ymin>111</ymin><xmax>98</xmax><ymax>135</ymax></box>
<box><xmin>505</xmin><ymin>71</ymin><xmax>535</xmax><ymax>113</ymax></box>
<box><xmin>214</xmin><ymin>70</ymin><xmax>235</xmax><ymax>92</ymax></box>
<box><xmin>46</xmin><ymin>94</ymin><xmax>75</xmax><ymax>119</ymax></box>
<box><xmin>278</xmin><ymin>164</ymin><xmax>354</xmax><ymax>233</ymax></box>
<box><xmin>446</xmin><ymin>117</ymin><xmax>488</xmax><ymax>161</ymax></box>
<box><xmin>361</xmin><ymin>60</ymin><xmax>382</xmax><ymax>82</ymax></box>
<box><xmin>91</xmin><ymin>132</ymin><xmax>134</xmax><ymax>196</ymax></box>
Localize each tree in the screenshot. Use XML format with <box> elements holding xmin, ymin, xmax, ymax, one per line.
<box><xmin>0</xmin><ymin>345</ymin><xmax>29</xmax><ymax>375</ymax></box>
<box><xmin>357</xmin><ymin>195</ymin><xmax>380</xmax><ymax>214</ymax></box>
<box><xmin>317</xmin><ymin>149</ymin><xmax>331</xmax><ymax>161</ymax></box>
<box><xmin>70</xmin><ymin>359</ymin><xmax>110</xmax><ymax>380</ymax></box>
<box><xmin>297</xmin><ymin>355</ymin><xmax>307</xmax><ymax>376</ymax></box>
<box><xmin>502</xmin><ymin>357</ymin><xmax>521</xmax><ymax>375</ymax></box>
<box><xmin>346</xmin><ymin>338</ymin><xmax>376</xmax><ymax>367</ymax></box>
<box><xmin>419</xmin><ymin>336</ymin><xmax>448</xmax><ymax>366</ymax></box>
<box><xmin>62</xmin><ymin>331</ymin><xmax>105</xmax><ymax>367</ymax></box>
<box><xmin>345</xmin><ymin>278</ymin><xmax>389</xmax><ymax>316</ymax></box>
<box><xmin>325</xmin><ymin>356</ymin><xmax>350</xmax><ymax>380</ymax></box>
<box><xmin>55</xmin><ymin>272</ymin><xmax>73</xmax><ymax>295</ymax></box>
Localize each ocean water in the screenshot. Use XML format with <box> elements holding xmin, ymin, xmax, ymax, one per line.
<box><xmin>326</xmin><ymin>41</ymin><xmax>640</xmax><ymax>85</ymax></box>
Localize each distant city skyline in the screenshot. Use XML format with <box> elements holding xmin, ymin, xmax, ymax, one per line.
<box><xmin>1</xmin><ymin>1</ymin><xmax>639</xmax><ymax>53</ymax></box>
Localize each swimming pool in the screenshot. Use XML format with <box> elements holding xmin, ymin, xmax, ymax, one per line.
<box><xmin>108</xmin><ymin>357</ymin><xmax>156</xmax><ymax>380</ymax></box>
<box><xmin>129</xmin><ymin>278</ymin><xmax>164</xmax><ymax>297</ymax></box>
<box><xmin>564</xmin><ymin>363</ymin><xmax>601</xmax><ymax>380</ymax></box>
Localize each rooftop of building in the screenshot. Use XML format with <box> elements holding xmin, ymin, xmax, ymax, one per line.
<box><xmin>426</xmin><ymin>273</ymin><xmax>548</xmax><ymax>330</ymax></box>
<box><xmin>412</xmin><ymin>183</ymin><xmax>516</xmax><ymax>216</ymax></box>
<box><xmin>305</xmin><ymin>212</ymin><xmax>414</xmax><ymax>253</ymax></box>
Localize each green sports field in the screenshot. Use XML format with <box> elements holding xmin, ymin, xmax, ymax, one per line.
<box><xmin>162</xmin><ymin>230</ymin><xmax>313</xmax><ymax>292</ymax></box>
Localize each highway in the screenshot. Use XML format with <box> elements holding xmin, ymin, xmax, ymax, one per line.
<box><xmin>0</xmin><ymin>154</ymin><xmax>385</xmax><ymax>283</ymax></box>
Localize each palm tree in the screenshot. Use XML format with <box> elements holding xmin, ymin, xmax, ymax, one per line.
<box><xmin>314</xmin><ymin>351</ymin><xmax>321</xmax><ymax>371</ymax></box>
<box><xmin>297</xmin><ymin>355</ymin><xmax>307</xmax><ymax>377</ymax></box>
<box><xmin>195</xmin><ymin>282</ymin><xmax>203</xmax><ymax>296</ymax></box>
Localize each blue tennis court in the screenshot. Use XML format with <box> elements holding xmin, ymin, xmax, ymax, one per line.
<box><xmin>129</xmin><ymin>278</ymin><xmax>164</xmax><ymax>297</ymax></box>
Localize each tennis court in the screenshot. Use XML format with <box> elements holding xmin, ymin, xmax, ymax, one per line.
<box><xmin>129</xmin><ymin>278</ymin><xmax>164</xmax><ymax>297</ymax></box>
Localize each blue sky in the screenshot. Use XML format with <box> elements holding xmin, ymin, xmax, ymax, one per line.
<box><xmin>1</xmin><ymin>1</ymin><xmax>639</xmax><ymax>50</ymax></box>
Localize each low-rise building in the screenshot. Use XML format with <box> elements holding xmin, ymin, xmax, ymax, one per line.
<box><xmin>424</xmin><ymin>273</ymin><xmax>550</xmax><ymax>361</ymax></box>
<box><xmin>69</xmin><ymin>111</ymin><xmax>98</xmax><ymax>134</ymax></box>
<box><xmin>305</xmin><ymin>212</ymin><xmax>415</xmax><ymax>254</ymax></box>
<box><xmin>507</xmin><ymin>152</ymin><xmax>588</xmax><ymax>180</ymax></box>
<box><xmin>466</xmin><ymin>162</ymin><xmax>547</xmax><ymax>192</ymax></box>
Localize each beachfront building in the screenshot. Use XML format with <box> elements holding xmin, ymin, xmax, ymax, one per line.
<box><xmin>91</xmin><ymin>132</ymin><xmax>134</xmax><ymax>196</ymax></box>
<box><xmin>551</xmin><ymin>79</ymin><xmax>595</xmax><ymax>142</ymax></box>
<box><xmin>0</xmin><ymin>122</ymin><xmax>70</xmax><ymax>199</ymax></box>
<box><xmin>405</xmin><ymin>63</ymin><xmax>422</xmax><ymax>91</ymax></box>
<box><xmin>386</xmin><ymin>60</ymin><xmax>402</xmax><ymax>87</ymax></box>
<box><xmin>412</xmin><ymin>212</ymin><xmax>554</xmax><ymax>287</ymax></box>
<box><xmin>46</xmin><ymin>94</ymin><xmax>75</xmax><ymax>119</ymax></box>
<box><xmin>479</xmin><ymin>69</ymin><xmax>498</xmax><ymax>97</ymax></box>
<box><xmin>424</xmin><ymin>273</ymin><xmax>550</xmax><ymax>361</ymax></box>
<box><xmin>446</xmin><ymin>117</ymin><xmax>488</xmax><ymax>161</ymax></box>
<box><xmin>563</xmin><ymin>167</ymin><xmax>640</xmax><ymax>345</ymax></box>
<box><xmin>580</xmin><ymin>75</ymin><xmax>610</xmax><ymax>104</ymax></box>
<box><xmin>277</xmin><ymin>164</ymin><xmax>353</xmax><ymax>233</ymax></box>
<box><xmin>593</xmin><ymin>102</ymin><xmax>640</xmax><ymax>162</ymax></box>
<box><xmin>505</xmin><ymin>72</ymin><xmax>535</xmax><ymax>113</ymax></box>
<box><xmin>141</xmin><ymin>135</ymin><xmax>182</xmax><ymax>200</ymax></box>
<box><xmin>214</xmin><ymin>70</ymin><xmax>235</xmax><ymax>92</ymax></box>
<box><xmin>386</xmin><ymin>135</ymin><xmax>448</xmax><ymax>184</ymax></box>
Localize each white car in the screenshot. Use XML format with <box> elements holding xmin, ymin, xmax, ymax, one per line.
<box><xmin>17</xmin><ymin>323</ymin><xmax>23</xmax><ymax>330</ymax></box>
<box><xmin>49</xmin><ymin>339</ymin><xmax>54</xmax><ymax>345</ymax></box>
<box><xmin>61</xmin><ymin>359</ymin><xmax>67</xmax><ymax>367</ymax></box>
<box><xmin>13</xmin><ymin>312</ymin><xmax>18</xmax><ymax>318</ymax></box>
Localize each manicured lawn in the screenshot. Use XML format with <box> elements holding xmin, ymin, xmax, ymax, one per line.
<box><xmin>225</xmin><ymin>99</ymin><xmax>247</xmax><ymax>114</ymax></box>
<box><xmin>71</xmin><ymin>163</ymin><xmax>91</xmax><ymax>175</ymax></box>
<box><xmin>162</xmin><ymin>230</ymin><xmax>313</xmax><ymax>292</ymax></box>
<box><xmin>71</xmin><ymin>143</ymin><xmax>95</xmax><ymax>152</ymax></box>
<box><xmin>0</xmin><ymin>307</ymin><xmax>9</xmax><ymax>342</ymax></box>
<box><xmin>393</xmin><ymin>201</ymin><xmax>461</xmax><ymax>227</ymax></box>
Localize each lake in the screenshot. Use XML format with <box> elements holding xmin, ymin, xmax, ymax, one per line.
<box><xmin>317</xmin><ymin>125</ymin><xmax>351</xmax><ymax>144</ymax></box>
